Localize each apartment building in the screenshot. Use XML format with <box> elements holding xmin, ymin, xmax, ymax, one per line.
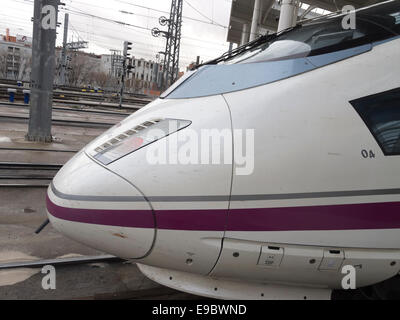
<box><xmin>0</xmin><ymin>29</ymin><xmax>32</xmax><ymax>81</ymax></box>
<box><xmin>0</xmin><ymin>29</ymin><xmax>163</xmax><ymax>95</ymax></box>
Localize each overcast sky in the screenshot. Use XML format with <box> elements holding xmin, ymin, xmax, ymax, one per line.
<box><xmin>0</xmin><ymin>0</ymin><xmax>234</xmax><ymax>69</ymax></box>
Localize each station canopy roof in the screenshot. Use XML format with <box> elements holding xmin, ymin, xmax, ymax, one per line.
<box><xmin>227</xmin><ymin>0</ymin><xmax>388</xmax><ymax>44</ymax></box>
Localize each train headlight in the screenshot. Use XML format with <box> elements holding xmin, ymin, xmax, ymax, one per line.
<box><xmin>87</xmin><ymin>119</ymin><xmax>191</xmax><ymax>165</ymax></box>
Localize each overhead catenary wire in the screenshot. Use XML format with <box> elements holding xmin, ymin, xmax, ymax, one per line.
<box><xmin>0</xmin><ymin>5</ymin><xmax>228</xmax><ymax>65</ymax></box>
<box><xmin>60</xmin><ymin>6</ymin><xmax>229</xmax><ymax>47</ymax></box>
<box><xmin>0</xmin><ymin>12</ymin><xmax>221</xmax><ymax>63</ymax></box>
<box><xmin>115</xmin><ymin>0</ymin><xmax>229</xmax><ymax>28</ymax></box>
<box><xmin>68</xmin><ymin>26</ymin><xmax>219</xmax><ymax>61</ymax></box>
<box><xmin>183</xmin><ymin>0</ymin><xmax>226</xmax><ymax>28</ymax></box>
<box><xmin>4</xmin><ymin>0</ymin><xmax>230</xmax><ymax>49</ymax></box>
<box><xmin>2</xmin><ymin>0</ymin><xmax>274</xmax><ymax>69</ymax></box>
<box><xmin>64</xmin><ymin>0</ymin><xmax>226</xmax><ymax>28</ymax></box>
<box><xmin>6</xmin><ymin>0</ymin><xmax>332</xmax><ymax>43</ymax></box>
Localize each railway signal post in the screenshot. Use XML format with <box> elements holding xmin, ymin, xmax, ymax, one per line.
<box><xmin>26</xmin><ymin>0</ymin><xmax>62</xmax><ymax>143</ymax></box>
<box><xmin>119</xmin><ymin>41</ymin><xmax>133</xmax><ymax>108</ymax></box>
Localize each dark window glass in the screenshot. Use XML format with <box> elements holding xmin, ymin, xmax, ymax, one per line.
<box><xmin>224</xmin><ymin>2</ymin><xmax>399</xmax><ymax>65</ymax></box>
<box><xmin>225</xmin><ymin>19</ymin><xmax>394</xmax><ymax>65</ymax></box>
<box><xmin>358</xmin><ymin>1</ymin><xmax>400</xmax><ymax>35</ymax></box>
<box><xmin>350</xmin><ymin>88</ymin><xmax>400</xmax><ymax>156</ymax></box>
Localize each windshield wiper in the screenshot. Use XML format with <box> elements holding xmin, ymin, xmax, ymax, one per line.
<box><xmin>192</xmin><ymin>24</ymin><xmax>302</xmax><ymax>69</ymax></box>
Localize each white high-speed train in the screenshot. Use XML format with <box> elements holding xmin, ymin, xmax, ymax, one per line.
<box><xmin>46</xmin><ymin>1</ymin><xmax>400</xmax><ymax>299</ymax></box>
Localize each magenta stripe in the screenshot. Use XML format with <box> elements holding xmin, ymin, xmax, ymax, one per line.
<box><xmin>155</xmin><ymin>209</ymin><xmax>227</xmax><ymax>231</ymax></box>
<box><xmin>228</xmin><ymin>202</ymin><xmax>400</xmax><ymax>231</ymax></box>
<box><xmin>46</xmin><ymin>196</ymin><xmax>155</xmax><ymax>228</ymax></box>
<box><xmin>47</xmin><ymin>196</ymin><xmax>400</xmax><ymax>231</ymax></box>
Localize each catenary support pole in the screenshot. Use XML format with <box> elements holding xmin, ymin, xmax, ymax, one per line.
<box><xmin>249</xmin><ymin>0</ymin><xmax>261</xmax><ymax>41</ymax></box>
<box><xmin>278</xmin><ymin>0</ymin><xmax>298</xmax><ymax>32</ymax></box>
<box><xmin>59</xmin><ymin>13</ymin><xmax>69</xmax><ymax>86</ymax></box>
<box><xmin>240</xmin><ymin>23</ymin><xmax>249</xmax><ymax>46</ymax></box>
<box><xmin>119</xmin><ymin>59</ymin><xmax>125</xmax><ymax>108</ymax></box>
<box><xmin>26</xmin><ymin>0</ymin><xmax>61</xmax><ymax>143</ymax></box>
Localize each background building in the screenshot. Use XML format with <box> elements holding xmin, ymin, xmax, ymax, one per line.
<box><xmin>0</xmin><ymin>29</ymin><xmax>32</xmax><ymax>81</ymax></box>
<box><xmin>0</xmin><ymin>28</ymin><xmax>163</xmax><ymax>96</ymax></box>
<box><xmin>126</xmin><ymin>57</ymin><xmax>163</xmax><ymax>96</ymax></box>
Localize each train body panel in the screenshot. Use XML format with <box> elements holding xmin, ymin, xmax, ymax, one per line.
<box><xmin>104</xmin><ymin>95</ymin><xmax>232</xmax><ymax>209</ymax></box>
<box><xmin>45</xmin><ymin>1</ymin><xmax>400</xmax><ymax>298</ymax></box>
<box><xmin>223</xmin><ymin>38</ymin><xmax>400</xmax><ymax>248</ymax></box>
<box><xmin>47</xmin><ymin>151</ymin><xmax>155</xmax><ymax>259</ymax></box>
<box><xmin>209</xmin><ymin>238</ymin><xmax>400</xmax><ymax>289</ymax></box>
<box><xmin>97</xmin><ymin>95</ymin><xmax>232</xmax><ymax>274</ymax></box>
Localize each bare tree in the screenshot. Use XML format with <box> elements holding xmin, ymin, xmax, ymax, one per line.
<box><xmin>68</xmin><ymin>54</ymin><xmax>86</xmax><ymax>86</ymax></box>
<box><xmin>91</xmin><ymin>72</ymin><xmax>109</xmax><ymax>88</ymax></box>
<box><xmin>68</xmin><ymin>53</ymin><xmax>98</xmax><ymax>87</ymax></box>
<box><xmin>18</xmin><ymin>55</ymin><xmax>32</xmax><ymax>81</ymax></box>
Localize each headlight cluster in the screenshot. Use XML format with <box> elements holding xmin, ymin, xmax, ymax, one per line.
<box><xmin>88</xmin><ymin>118</ymin><xmax>191</xmax><ymax>165</ymax></box>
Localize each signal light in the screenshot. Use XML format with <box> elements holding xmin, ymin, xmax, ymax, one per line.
<box><xmin>123</xmin><ymin>41</ymin><xmax>133</xmax><ymax>57</ymax></box>
<box><xmin>127</xmin><ymin>64</ymin><xmax>134</xmax><ymax>75</ymax></box>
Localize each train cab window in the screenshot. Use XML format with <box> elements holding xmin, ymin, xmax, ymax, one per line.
<box><xmin>350</xmin><ymin>88</ymin><xmax>400</xmax><ymax>156</ymax></box>
<box><xmin>357</xmin><ymin>1</ymin><xmax>400</xmax><ymax>35</ymax></box>
<box><xmin>223</xmin><ymin>2</ymin><xmax>399</xmax><ymax>65</ymax></box>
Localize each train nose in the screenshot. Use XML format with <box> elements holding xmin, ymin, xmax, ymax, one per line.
<box><xmin>46</xmin><ymin>151</ymin><xmax>155</xmax><ymax>259</ymax></box>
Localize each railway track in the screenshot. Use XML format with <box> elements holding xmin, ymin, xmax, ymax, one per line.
<box><xmin>0</xmin><ymin>92</ymin><xmax>146</xmax><ymax>106</ymax></box>
<box><xmin>0</xmin><ymin>79</ymin><xmax>151</xmax><ymax>99</ymax></box>
<box><xmin>0</xmin><ymin>96</ymin><xmax>143</xmax><ymax>110</ymax></box>
<box><xmin>0</xmin><ymin>184</ymin><xmax>49</xmax><ymax>188</ymax></box>
<box><xmin>0</xmin><ymin>254</ymin><xmax>121</xmax><ymax>270</ymax></box>
<box><xmin>0</xmin><ymin>162</ymin><xmax>62</xmax><ymax>183</ymax></box>
<box><xmin>55</xmin><ymin>84</ymin><xmax>151</xmax><ymax>100</ymax></box>
<box><xmin>0</xmin><ymin>102</ymin><xmax>132</xmax><ymax>117</ymax></box>
<box><xmin>0</xmin><ymin>115</ymin><xmax>115</xmax><ymax>128</ymax></box>
<box><xmin>54</xmin><ymin>91</ymin><xmax>149</xmax><ymax>106</ymax></box>
<box><xmin>0</xmin><ymin>150</ymin><xmax>76</xmax><ymax>187</ymax></box>
<box><xmin>0</xmin><ymin>162</ymin><xmax>63</xmax><ymax>170</ymax></box>
<box><xmin>52</xmin><ymin>106</ymin><xmax>131</xmax><ymax>116</ymax></box>
<box><xmin>0</xmin><ymin>86</ymin><xmax>151</xmax><ymax>107</ymax></box>
<box><xmin>0</xmin><ymin>147</ymin><xmax>78</xmax><ymax>153</ymax></box>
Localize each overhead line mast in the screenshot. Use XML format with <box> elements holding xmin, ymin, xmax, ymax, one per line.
<box><xmin>26</xmin><ymin>0</ymin><xmax>62</xmax><ymax>143</ymax></box>
<box><xmin>58</xmin><ymin>13</ymin><xmax>88</xmax><ymax>86</ymax></box>
<box><xmin>152</xmin><ymin>0</ymin><xmax>183</xmax><ymax>90</ymax></box>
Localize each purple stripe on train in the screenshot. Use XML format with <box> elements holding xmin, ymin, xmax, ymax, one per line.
<box><xmin>46</xmin><ymin>196</ymin><xmax>400</xmax><ymax>231</ymax></box>
<box><xmin>46</xmin><ymin>196</ymin><xmax>155</xmax><ymax>229</ymax></box>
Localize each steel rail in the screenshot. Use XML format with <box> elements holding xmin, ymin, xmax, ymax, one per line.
<box><xmin>0</xmin><ymin>162</ymin><xmax>63</xmax><ymax>170</ymax></box>
<box><xmin>0</xmin><ymin>184</ymin><xmax>49</xmax><ymax>188</ymax></box>
<box><xmin>0</xmin><ymin>103</ymin><xmax>131</xmax><ymax>117</ymax></box>
<box><xmin>0</xmin><ymin>147</ymin><xmax>78</xmax><ymax>153</ymax></box>
<box><xmin>0</xmin><ymin>88</ymin><xmax>150</xmax><ymax>105</ymax></box>
<box><xmin>0</xmin><ymin>176</ymin><xmax>54</xmax><ymax>180</ymax></box>
<box><xmin>0</xmin><ymin>163</ymin><xmax>62</xmax><ymax>181</ymax></box>
<box><xmin>0</xmin><ymin>115</ymin><xmax>114</xmax><ymax>128</ymax></box>
<box><xmin>53</xmin><ymin>106</ymin><xmax>130</xmax><ymax>116</ymax></box>
<box><xmin>0</xmin><ymin>255</ymin><xmax>123</xmax><ymax>270</ymax></box>
<box><xmin>0</xmin><ymin>96</ymin><xmax>144</xmax><ymax>109</ymax></box>
<box><xmin>0</xmin><ymin>93</ymin><xmax>148</xmax><ymax>106</ymax></box>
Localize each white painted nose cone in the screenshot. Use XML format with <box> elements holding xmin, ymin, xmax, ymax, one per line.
<box><xmin>47</xmin><ymin>152</ymin><xmax>155</xmax><ymax>259</ymax></box>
